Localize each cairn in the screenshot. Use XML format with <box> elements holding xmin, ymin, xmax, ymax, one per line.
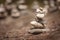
<box><xmin>17</xmin><ymin>0</ymin><xmax>28</xmax><ymax>15</ymax></box>
<box><xmin>28</xmin><ymin>7</ymin><xmax>49</xmax><ymax>35</ymax></box>
<box><xmin>11</xmin><ymin>4</ymin><xmax>20</xmax><ymax>18</ymax></box>
<box><xmin>31</xmin><ymin>0</ymin><xmax>40</xmax><ymax>12</ymax></box>
<box><xmin>0</xmin><ymin>4</ymin><xmax>7</xmax><ymax>19</ymax></box>
<box><xmin>28</xmin><ymin>0</ymin><xmax>60</xmax><ymax>35</ymax></box>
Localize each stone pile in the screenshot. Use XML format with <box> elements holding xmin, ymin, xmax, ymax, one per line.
<box><xmin>28</xmin><ymin>7</ymin><xmax>49</xmax><ymax>35</ymax></box>
<box><xmin>0</xmin><ymin>0</ymin><xmax>28</xmax><ymax>19</ymax></box>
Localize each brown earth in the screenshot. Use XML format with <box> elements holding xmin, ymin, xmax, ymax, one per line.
<box><xmin>0</xmin><ymin>10</ymin><xmax>60</xmax><ymax>40</ymax></box>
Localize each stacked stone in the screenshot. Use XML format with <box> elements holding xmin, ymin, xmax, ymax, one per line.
<box><xmin>28</xmin><ymin>7</ymin><xmax>49</xmax><ymax>35</ymax></box>
<box><xmin>43</xmin><ymin>0</ymin><xmax>49</xmax><ymax>8</ymax></box>
<box><xmin>17</xmin><ymin>0</ymin><xmax>28</xmax><ymax>15</ymax></box>
<box><xmin>0</xmin><ymin>0</ymin><xmax>22</xmax><ymax>19</ymax></box>
<box><xmin>0</xmin><ymin>4</ymin><xmax>7</xmax><ymax>19</ymax></box>
<box><xmin>11</xmin><ymin>4</ymin><xmax>20</xmax><ymax>18</ymax></box>
<box><xmin>57</xmin><ymin>0</ymin><xmax>60</xmax><ymax>10</ymax></box>
<box><xmin>31</xmin><ymin>0</ymin><xmax>40</xmax><ymax>12</ymax></box>
<box><xmin>28</xmin><ymin>0</ymin><xmax>59</xmax><ymax>35</ymax></box>
<box><xmin>0</xmin><ymin>0</ymin><xmax>12</xmax><ymax>19</ymax></box>
<box><xmin>5</xmin><ymin>0</ymin><xmax>13</xmax><ymax>16</ymax></box>
<box><xmin>5</xmin><ymin>0</ymin><xmax>20</xmax><ymax>18</ymax></box>
<box><xmin>44</xmin><ymin>0</ymin><xmax>59</xmax><ymax>13</ymax></box>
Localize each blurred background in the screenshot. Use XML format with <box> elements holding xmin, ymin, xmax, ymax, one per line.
<box><xmin>0</xmin><ymin>0</ymin><xmax>60</xmax><ymax>40</ymax></box>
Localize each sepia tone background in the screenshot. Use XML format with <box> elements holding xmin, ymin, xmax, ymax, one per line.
<box><xmin>0</xmin><ymin>0</ymin><xmax>60</xmax><ymax>40</ymax></box>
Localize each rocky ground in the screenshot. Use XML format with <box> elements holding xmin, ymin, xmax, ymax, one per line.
<box><xmin>0</xmin><ymin>10</ymin><xmax>60</xmax><ymax>40</ymax></box>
